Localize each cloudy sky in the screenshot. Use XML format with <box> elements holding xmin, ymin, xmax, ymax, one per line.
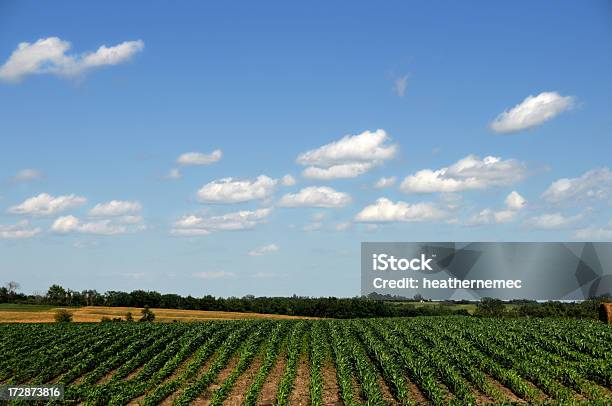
<box><xmin>1</xmin><ymin>1</ymin><xmax>611</xmax><ymax>297</ymax></box>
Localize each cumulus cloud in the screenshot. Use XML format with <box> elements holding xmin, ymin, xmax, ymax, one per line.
<box><xmin>527</xmin><ymin>212</ymin><xmax>582</xmax><ymax>229</ymax></box>
<box><xmin>490</xmin><ymin>91</ymin><xmax>574</xmax><ymax>133</ymax></box>
<box><xmin>89</xmin><ymin>200</ymin><xmax>142</xmax><ymax>217</ymax></box>
<box><xmin>0</xmin><ymin>220</ymin><xmax>41</xmax><ymax>239</ymax></box>
<box><xmin>355</xmin><ymin>198</ymin><xmax>447</xmax><ymax>222</ymax></box>
<box><xmin>374</xmin><ymin>176</ymin><xmax>397</xmax><ymax>188</ymax></box>
<box><xmin>116</xmin><ymin>215</ymin><xmax>144</xmax><ymax>224</ymax></box>
<box><xmin>12</xmin><ymin>169</ymin><xmax>43</xmax><ymax>182</ymax></box>
<box><xmin>177</xmin><ymin>150</ymin><xmax>222</xmax><ymax>166</ymax></box>
<box><xmin>197</xmin><ymin>175</ymin><xmax>277</xmax><ymax>204</ymax></box>
<box><xmin>9</xmin><ymin>193</ymin><xmax>86</xmax><ymax>216</ymax></box>
<box><xmin>248</xmin><ymin>243</ymin><xmax>279</xmax><ymax>256</ymax></box>
<box><xmin>0</xmin><ymin>37</ymin><xmax>144</xmax><ymax>83</ymax></box>
<box><xmin>171</xmin><ymin>208</ymin><xmax>272</xmax><ymax>235</ymax></box>
<box><xmin>278</xmin><ymin>186</ymin><xmax>351</xmax><ymax>208</ymax></box>
<box><xmin>51</xmin><ymin>215</ymin><xmax>128</xmax><ymax>235</ymax></box>
<box><xmin>302</xmin><ymin>162</ymin><xmax>375</xmax><ymax>180</ymax></box>
<box><xmin>297</xmin><ymin>129</ymin><xmax>397</xmax><ymax>179</ymax></box>
<box><xmin>192</xmin><ymin>271</ymin><xmax>235</xmax><ymax>279</ymax></box>
<box><xmin>505</xmin><ymin>191</ymin><xmax>526</xmax><ymax>210</ymax></box>
<box><xmin>574</xmin><ymin>221</ymin><xmax>612</xmax><ymax>240</ymax></box>
<box><xmin>393</xmin><ymin>75</ymin><xmax>409</xmax><ymax>97</ymax></box>
<box><xmin>400</xmin><ymin>155</ymin><xmax>525</xmax><ymax>194</ymax></box>
<box><xmin>466</xmin><ymin>209</ymin><xmax>517</xmax><ymax>225</ymax></box>
<box><xmin>280</xmin><ymin>174</ymin><xmax>296</xmax><ymax>186</ymax></box>
<box><xmin>541</xmin><ymin>168</ymin><xmax>612</xmax><ymax>205</ymax></box>
<box><xmin>464</xmin><ymin>191</ymin><xmax>526</xmax><ymax>226</ymax></box>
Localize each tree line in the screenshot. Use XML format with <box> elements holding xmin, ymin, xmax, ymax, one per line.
<box><xmin>0</xmin><ymin>281</ymin><xmax>608</xmax><ymax>319</ymax></box>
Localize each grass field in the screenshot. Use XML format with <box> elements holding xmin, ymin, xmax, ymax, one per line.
<box><xmin>1</xmin><ymin>317</ymin><xmax>610</xmax><ymax>405</ymax></box>
<box><xmin>0</xmin><ymin>304</ymin><xmax>315</xmax><ymax>323</ymax></box>
<box><xmin>0</xmin><ymin>303</ymin><xmax>56</xmax><ymax>312</ymax></box>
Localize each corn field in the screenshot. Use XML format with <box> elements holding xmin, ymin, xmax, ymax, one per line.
<box><xmin>0</xmin><ymin>317</ymin><xmax>610</xmax><ymax>405</ymax></box>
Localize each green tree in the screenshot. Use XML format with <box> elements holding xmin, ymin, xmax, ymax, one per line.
<box><xmin>139</xmin><ymin>305</ymin><xmax>155</xmax><ymax>322</ymax></box>
<box><xmin>47</xmin><ymin>284</ymin><xmax>68</xmax><ymax>305</ymax></box>
<box><xmin>475</xmin><ymin>297</ymin><xmax>506</xmax><ymax>317</ymax></box>
<box><xmin>54</xmin><ymin>309</ymin><xmax>73</xmax><ymax>323</ymax></box>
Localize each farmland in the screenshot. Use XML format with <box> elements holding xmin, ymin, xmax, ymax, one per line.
<box><xmin>0</xmin><ymin>305</ymin><xmax>314</xmax><ymax>323</ymax></box>
<box><xmin>0</xmin><ymin>317</ymin><xmax>610</xmax><ymax>405</ymax></box>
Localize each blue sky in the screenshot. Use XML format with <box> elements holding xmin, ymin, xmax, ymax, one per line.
<box><xmin>0</xmin><ymin>1</ymin><xmax>611</xmax><ymax>297</ymax></box>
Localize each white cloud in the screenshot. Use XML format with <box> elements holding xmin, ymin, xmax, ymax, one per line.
<box><xmin>393</xmin><ymin>75</ymin><xmax>409</xmax><ymax>97</ymax></box>
<box><xmin>527</xmin><ymin>212</ymin><xmax>582</xmax><ymax>229</ymax></box>
<box><xmin>494</xmin><ymin>210</ymin><xmax>517</xmax><ymax>224</ymax></box>
<box><xmin>197</xmin><ymin>175</ymin><xmax>277</xmax><ymax>204</ymax></box>
<box><xmin>116</xmin><ymin>215</ymin><xmax>144</xmax><ymax>224</ymax></box>
<box><xmin>192</xmin><ymin>271</ymin><xmax>235</xmax><ymax>279</ymax></box>
<box><xmin>164</xmin><ymin>168</ymin><xmax>182</xmax><ymax>180</ymax></box>
<box><xmin>89</xmin><ymin>200</ymin><xmax>142</xmax><ymax>217</ymax></box>
<box><xmin>302</xmin><ymin>162</ymin><xmax>374</xmax><ymax>180</ymax></box>
<box><xmin>171</xmin><ymin>208</ymin><xmax>272</xmax><ymax>235</ymax></box>
<box><xmin>0</xmin><ymin>220</ymin><xmax>41</xmax><ymax>239</ymax></box>
<box><xmin>574</xmin><ymin>221</ymin><xmax>612</xmax><ymax>240</ymax></box>
<box><xmin>177</xmin><ymin>150</ymin><xmax>222</xmax><ymax>166</ymax></box>
<box><xmin>505</xmin><ymin>191</ymin><xmax>526</xmax><ymax>210</ymax></box>
<box><xmin>465</xmin><ymin>209</ymin><xmax>495</xmax><ymax>226</ymax></box>
<box><xmin>248</xmin><ymin>243</ymin><xmax>279</xmax><ymax>256</ymax></box>
<box><xmin>51</xmin><ymin>215</ymin><xmax>128</xmax><ymax>235</ymax></box>
<box><xmin>490</xmin><ymin>91</ymin><xmax>574</xmax><ymax>133</ymax></box>
<box><xmin>400</xmin><ymin>155</ymin><xmax>525</xmax><ymax>194</ymax></box>
<box><xmin>311</xmin><ymin>212</ymin><xmax>326</xmax><ymax>221</ymax></box>
<box><xmin>374</xmin><ymin>176</ymin><xmax>397</xmax><ymax>188</ymax></box>
<box><xmin>280</xmin><ymin>174</ymin><xmax>297</xmax><ymax>186</ymax></box>
<box><xmin>464</xmin><ymin>191</ymin><xmax>526</xmax><ymax>226</ymax></box>
<box><xmin>297</xmin><ymin>129</ymin><xmax>397</xmax><ymax>179</ymax></box>
<box><xmin>12</xmin><ymin>169</ymin><xmax>43</xmax><ymax>182</ymax></box>
<box><xmin>9</xmin><ymin>193</ymin><xmax>86</xmax><ymax>216</ymax></box>
<box><xmin>334</xmin><ymin>222</ymin><xmax>351</xmax><ymax>231</ymax></box>
<box><xmin>0</xmin><ymin>37</ymin><xmax>144</xmax><ymax>83</ymax></box>
<box><xmin>355</xmin><ymin>198</ymin><xmax>447</xmax><ymax>222</ymax></box>
<box><xmin>541</xmin><ymin>168</ymin><xmax>612</xmax><ymax>204</ymax></box>
<box><xmin>278</xmin><ymin>186</ymin><xmax>351</xmax><ymax>208</ymax></box>
<box><xmin>303</xmin><ymin>222</ymin><xmax>323</xmax><ymax>232</ymax></box>
<box><xmin>466</xmin><ymin>209</ymin><xmax>516</xmax><ymax>225</ymax></box>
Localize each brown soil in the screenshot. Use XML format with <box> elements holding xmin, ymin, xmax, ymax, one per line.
<box><xmin>159</xmin><ymin>351</ymin><xmax>220</xmax><ymax>406</ymax></box>
<box><xmin>133</xmin><ymin>343</ymin><xmax>203</xmax><ymax>404</ymax></box>
<box><xmin>351</xmin><ymin>375</ymin><xmax>364</xmax><ymax>403</ymax></box>
<box><xmin>525</xmin><ymin>378</ymin><xmax>549</xmax><ymax>402</ymax></box>
<box><xmin>378</xmin><ymin>375</ymin><xmax>398</xmax><ymax>405</ymax></box>
<box><xmin>96</xmin><ymin>364</ymin><xmax>122</xmax><ymax>385</ymax></box>
<box><xmin>259</xmin><ymin>353</ymin><xmax>287</xmax><ymax>405</ymax></box>
<box><xmin>125</xmin><ymin>363</ymin><xmax>146</xmax><ymax>380</ymax></box>
<box><xmin>321</xmin><ymin>362</ymin><xmax>342</xmax><ymax>406</ymax></box>
<box><xmin>288</xmin><ymin>354</ymin><xmax>310</xmax><ymax>406</ymax></box>
<box><xmin>406</xmin><ymin>379</ymin><xmax>429</xmax><ymax>405</ymax></box>
<box><xmin>192</xmin><ymin>355</ymin><xmax>240</xmax><ymax>405</ymax></box>
<box><xmin>471</xmin><ymin>386</ymin><xmax>494</xmax><ymax>405</ymax></box>
<box><xmin>223</xmin><ymin>355</ymin><xmax>264</xmax><ymax>405</ymax></box>
<box><xmin>483</xmin><ymin>374</ymin><xmax>524</xmax><ymax>404</ymax></box>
